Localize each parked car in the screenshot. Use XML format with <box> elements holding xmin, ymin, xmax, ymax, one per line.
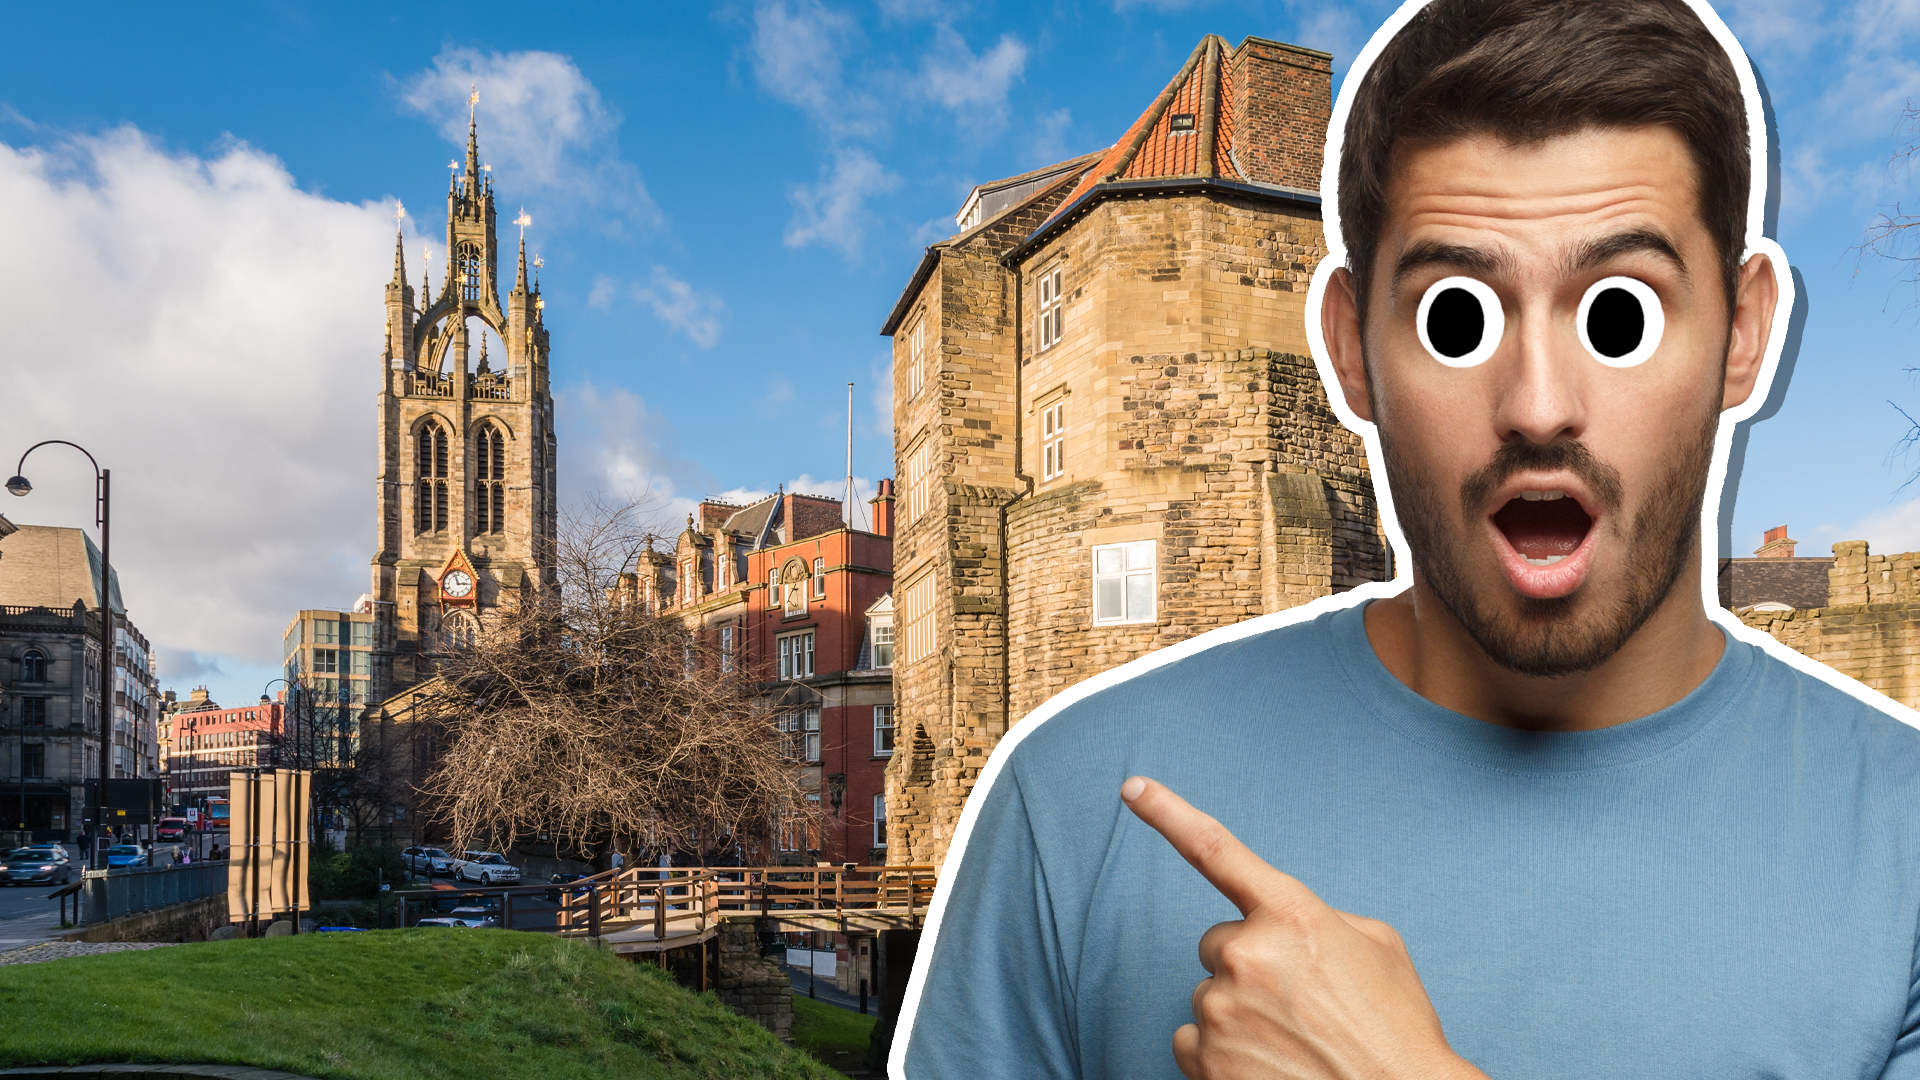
<box><xmin>414</xmin><ymin>914</ymin><xmax>499</xmax><ymax>928</ymax></box>
<box><xmin>104</xmin><ymin>844</ymin><xmax>146</xmax><ymax>868</ymax></box>
<box><xmin>155</xmin><ymin>818</ymin><xmax>189</xmax><ymax>842</ymax></box>
<box><xmin>401</xmin><ymin>846</ymin><xmax>457</xmax><ymax>877</ymax></box>
<box><xmin>3</xmin><ymin>847</ymin><xmax>71</xmax><ymax>886</ymax></box>
<box><xmin>453</xmin><ymin>851</ymin><xmax>521</xmax><ymax>886</ymax></box>
<box><xmin>545</xmin><ymin>873</ymin><xmax>592</xmax><ymax>903</ymax></box>
<box><xmin>426</xmin><ymin>893</ymin><xmax>500</xmax><ymax>916</ymax></box>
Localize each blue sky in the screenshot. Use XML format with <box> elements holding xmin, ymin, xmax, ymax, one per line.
<box><xmin>0</xmin><ymin>0</ymin><xmax>1916</xmax><ymax>708</ymax></box>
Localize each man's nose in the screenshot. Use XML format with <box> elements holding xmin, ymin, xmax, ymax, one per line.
<box><xmin>1492</xmin><ymin>298</ymin><xmax>1587</xmax><ymax>446</ymax></box>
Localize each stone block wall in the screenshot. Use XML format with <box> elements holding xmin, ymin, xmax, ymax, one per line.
<box><xmin>715</xmin><ymin>916</ymin><xmax>792</xmax><ymax>1041</ymax></box>
<box><xmin>1736</xmin><ymin>540</ymin><xmax>1920</xmax><ymax>710</ymax></box>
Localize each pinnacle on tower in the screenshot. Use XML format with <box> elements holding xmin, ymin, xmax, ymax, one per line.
<box><xmin>464</xmin><ymin>94</ymin><xmax>481</xmax><ymax>196</ymax></box>
<box><xmin>514</xmin><ymin>234</ymin><xmax>528</xmax><ymax>293</ymax></box>
<box><xmin>390</xmin><ymin>225</ymin><xmax>408</xmax><ymax>289</ymax></box>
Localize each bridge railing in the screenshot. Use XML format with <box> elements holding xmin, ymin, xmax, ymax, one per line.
<box><xmin>554</xmin><ymin>865</ymin><xmax>937</xmax><ymax>940</ymax></box>
<box><xmin>80</xmin><ymin>862</ymin><xmax>225</xmax><ymax>924</ymax></box>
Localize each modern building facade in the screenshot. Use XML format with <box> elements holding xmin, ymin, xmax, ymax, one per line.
<box><xmin>282</xmin><ymin>607</ymin><xmax>379</xmax><ymax>770</ymax></box>
<box><xmin>879</xmin><ymin>35</ymin><xmax>1389</xmax><ymax>867</ymax></box>
<box><xmin>0</xmin><ymin>523</ymin><xmax>160</xmax><ymax>842</ymax></box>
<box><xmin>368</xmin><ymin>110</ymin><xmax>557</xmax><ymax>707</ymax></box>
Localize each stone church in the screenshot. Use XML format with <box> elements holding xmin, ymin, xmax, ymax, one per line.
<box><xmin>367</xmin><ymin>112</ymin><xmax>558</xmax><ymax>708</ymax></box>
<box><xmin>880</xmin><ymin>35</ymin><xmax>1389</xmax><ymax>867</ymax></box>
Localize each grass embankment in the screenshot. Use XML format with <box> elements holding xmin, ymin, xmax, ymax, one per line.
<box><xmin>792</xmin><ymin>994</ymin><xmax>878</xmax><ymax>1074</ymax></box>
<box><xmin>0</xmin><ymin>931</ymin><xmax>839</xmax><ymax>1080</ymax></box>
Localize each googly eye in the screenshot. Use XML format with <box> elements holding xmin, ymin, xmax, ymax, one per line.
<box><xmin>1576</xmin><ymin>276</ymin><xmax>1663</xmax><ymax>368</ymax></box>
<box><xmin>1415</xmin><ymin>276</ymin><xmax>1504</xmax><ymax>368</ymax></box>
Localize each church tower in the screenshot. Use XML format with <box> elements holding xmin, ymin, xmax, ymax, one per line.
<box><xmin>370</xmin><ymin>107</ymin><xmax>557</xmax><ymax>701</ymax></box>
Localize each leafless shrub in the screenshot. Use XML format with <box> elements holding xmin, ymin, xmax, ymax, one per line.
<box><xmin>415</xmin><ymin>494</ymin><xmax>812</xmax><ymax>865</ymax></box>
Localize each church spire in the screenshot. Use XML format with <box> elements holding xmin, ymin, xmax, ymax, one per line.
<box><xmin>464</xmin><ymin>85</ymin><xmax>481</xmax><ymax>196</ymax></box>
<box><xmin>514</xmin><ymin>234</ymin><xmax>528</xmax><ymax>292</ymax></box>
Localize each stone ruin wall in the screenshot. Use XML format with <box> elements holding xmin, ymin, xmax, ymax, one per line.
<box><xmin>1736</xmin><ymin>540</ymin><xmax>1920</xmax><ymax>710</ymax></box>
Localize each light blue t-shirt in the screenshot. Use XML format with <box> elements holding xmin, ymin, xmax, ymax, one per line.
<box><xmin>902</xmin><ymin>602</ymin><xmax>1920</xmax><ymax>1079</ymax></box>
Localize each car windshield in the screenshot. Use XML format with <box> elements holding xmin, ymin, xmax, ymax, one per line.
<box><xmin>424</xmin><ymin>848</ymin><xmax>448</xmax><ymax>857</ymax></box>
<box><xmin>478</xmin><ymin>855</ymin><xmax>508</xmax><ymax>865</ymax></box>
<box><xmin>108</xmin><ymin>846</ymin><xmax>140</xmax><ymax>855</ymax></box>
<box><xmin>6</xmin><ymin>855</ymin><xmax>48</xmax><ymax>864</ymax></box>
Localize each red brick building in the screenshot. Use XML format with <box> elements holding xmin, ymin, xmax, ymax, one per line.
<box><xmin>161</xmin><ymin>687</ymin><xmax>285</xmax><ymax>810</ymax></box>
<box><xmin>634</xmin><ymin>482</ymin><xmax>897</xmax><ymax>865</ymax></box>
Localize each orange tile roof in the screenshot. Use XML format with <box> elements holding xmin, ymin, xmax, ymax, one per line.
<box><xmin>1040</xmin><ymin>35</ymin><xmax>1241</xmax><ymax>232</ymax></box>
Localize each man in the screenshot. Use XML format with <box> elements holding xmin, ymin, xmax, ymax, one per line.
<box><xmin>896</xmin><ymin>1</ymin><xmax>1920</xmax><ymax>1078</ymax></box>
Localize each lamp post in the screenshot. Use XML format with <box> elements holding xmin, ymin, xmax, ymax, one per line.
<box><xmin>7</xmin><ymin>441</ymin><xmax>113</xmax><ymax>870</ymax></box>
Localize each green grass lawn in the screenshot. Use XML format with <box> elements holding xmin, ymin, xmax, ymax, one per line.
<box><xmin>790</xmin><ymin>993</ymin><xmax>879</xmax><ymax>1075</ymax></box>
<box><xmin>0</xmin><ymin>931</ymin><xmax>839</xmax><ymax>1080</ymax></box>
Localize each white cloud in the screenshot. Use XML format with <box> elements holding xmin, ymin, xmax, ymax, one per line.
<box><xmin>587</xmin><ymin>274</ymin><xmax>617</xmax><ymax>309</ymax></box>
<box><xmin>787</xmin><ymin>473</ymin><xmax>881</xmax><ymax>529</ymax></box>
<box><xmin>398</xmin><ymin>48</ymin><xmax>660</xmax><ymax>233</ymax></box>
<box><xmin>749</xmin><ymin>0</ymin><xmax>879</xmax><ymax>139</ymax></box>
<box><xmin>631</xmin><ymin>267</ymin><xmax>725</xmax><ymax>348</ymax></box>
<box><xmin>785</xmin><ymin>147</ymin><xmax>900</xmax><ymax>255</ymax></box>
<box><xmin>1029</xmin><ymin>107</ymin><xmax>1075</xmax><ymax>166</ymax></box>
<box><xmin>1829</xmin><ymin>495</ymin><xmax>1920</xmax><ymax>554</ymax></box>
<box><xmin>0</xmin><ymin>126</ymin><xmax>392</xmax><ymax>706</ymax></box>
<box><xmin>555</xmin><ymin>382</ymin><xmax>700</xmax><ymax>509</ymax></box>
<box><xmin>919</xmin><ymin>27</ymin><xmax>1028</xmax><ymax>131</ymax></box>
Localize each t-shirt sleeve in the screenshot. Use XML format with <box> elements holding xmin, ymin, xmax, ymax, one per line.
<box><xmin>898</xmin><ymin>765</ymin><xmax>1080</xmax><ymax>1079</ymax></box>
<box><xmin>1880</xmin><ymin>936</ymin><xmax>1920</xmax><ymax>1079</ymax></box>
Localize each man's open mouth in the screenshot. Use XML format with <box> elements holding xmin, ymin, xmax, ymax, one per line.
<box><xmin>1488</xmin><ymin>490</ymin><xmax>1598</xmax><ymax>599</ymax></box>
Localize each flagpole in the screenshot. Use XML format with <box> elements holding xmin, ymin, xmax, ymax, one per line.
<box><xmin>846</xmin><ymin>382</ymin><xmax>855</xmax><ymax>530</ymax></box>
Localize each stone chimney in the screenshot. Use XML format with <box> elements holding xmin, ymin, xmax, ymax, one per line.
<box><xmin>870</xmin><ymin>479</ymin><xmax>896</xmax><ymax>538</ymax></box>
<box><xmin>1228</xmin><ymin>37</ymin><xmax>1333</xmax><ymax>192</ymax></box>
<box><xmin>1754</xmin><ymin>525</ymin><xmax>1797</xmax><ymax>559</ymax></box>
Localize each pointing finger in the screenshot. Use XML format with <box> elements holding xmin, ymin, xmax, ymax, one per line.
<box><xmin>1121</xmin><ymin>775</ymin><xmax>1323</xmax><ymax>921</ymax></box>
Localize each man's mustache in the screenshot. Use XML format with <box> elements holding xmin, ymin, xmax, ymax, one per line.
<box><xmin>1458</xmin><ymin>440</ymin><xmax>1624</xmax><ymax>518</ymax></box>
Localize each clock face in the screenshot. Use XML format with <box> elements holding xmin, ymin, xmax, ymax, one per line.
<box><xmin>442</xmin><ymin>570</ymin><xmax>474</xmax><ymax>598</ymax></box>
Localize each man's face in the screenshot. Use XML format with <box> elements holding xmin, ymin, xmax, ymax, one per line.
<box><xmin>1357</xmin><ymin>126</ymin><xmax>1740</xmax><ymax>677</ymax></box>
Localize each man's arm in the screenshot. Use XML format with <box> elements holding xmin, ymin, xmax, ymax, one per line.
<box><xmin>898</xmin><ymin>765</ymin><xmax>1081</xmax><ymax>1079</ymax></box>
<box><xmin>1122</xmin><ymin>776</ymin><xmax>1489</xmax><ymax>1080</ymax></box>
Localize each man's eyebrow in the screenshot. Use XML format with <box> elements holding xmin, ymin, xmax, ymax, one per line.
<box><xmin>1390</xmin><ymin>241</ymin><xmax>1513</xmax><ymax>293</ymax></box>
<box><xmin>1566</xmin><ymin>228</ymin><xmax>1690</xmax><ymax>281</ymax></box>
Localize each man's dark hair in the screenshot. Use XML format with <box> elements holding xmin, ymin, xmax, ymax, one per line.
<box><xmin>1338</xmin><ymin>0</ymin><xmax>1749</xmax><ymax>317</ymax></box>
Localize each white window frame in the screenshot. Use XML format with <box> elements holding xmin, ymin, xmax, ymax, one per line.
<box><xmin>902</xmin><ymin>573</ymin><xmax>935</xmax><ymax>665</ymax></box>
<box><xmin>908</xmin><ymin>318</ymin><xmax>926</xmax><ymax>398</ymax></box>
<box><xmin>873</xmin><ymin>793</ymin><xmax>887</xmax><ymax>848</ymax></box>
<box><xmin>1041</xmin><ymin>401</ymin><xmax>1066</xmax><ymax>481</ymax></box>
<box><xmin>1092</xmin><ymin>540</ymin><xmax>1157</xmax><ymax>625</ymax></box>
<box><xmin>873</xmin><ymin>705</ymin><xmax>894</xmax><ymax>756</ymax></box>
<box><xmin>719</xmin><ymin>626</ymin><xmax>734</xmax><ymax>674</ymax></box>
<box><xmin>777</xmin><ymin>630</ymin><xmax>816</xmax><ymax>680</ymax></box>
<box><xmin>1038</xmin><ymin>263</ymin><xmax>1064</xmax><ymax>351</ymax></box>
<box><xmin>870</xmin><ymin>620</ymin><xmax>894</xmax><ymax>668</ymax></box>
<box><xmin>768</xmin><ymin>568</ymin><xmax>780</xmax><ymax>609</ymax></box>
<box><xmin>813</xmin><ymin>558</ymin><xmax>826</xmax><ymax>598</ymax></box>
<box><xmin>907</xmin><ymin>439</ymin><xmax>933</xmax><ymax>523</ymax></box>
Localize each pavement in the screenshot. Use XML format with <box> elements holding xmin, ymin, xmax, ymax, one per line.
<box><xmin>779</xmin><ymin>960</ymin><xmax>874</xmax><ymax>1015</ymax></box>
<box><xmin>0</xmin><ymin>940</ymin><xmax>178</xmax><ymax>965</ymax></box>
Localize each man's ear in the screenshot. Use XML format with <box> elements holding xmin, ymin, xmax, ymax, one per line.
<box><xmin>1722</xmin><ymin>252</ymin><xmax>1777</xmax><ymax>412</ymax></box>
<box><xmin>1322</xmin><ymin>266</ymin><xmax>1374</xmax><ymax>422</ymax></box>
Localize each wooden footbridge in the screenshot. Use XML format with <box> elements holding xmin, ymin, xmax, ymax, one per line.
<box><xmin>558</xmin><ymin>864</ymin><xmax>937</xmax><ymax>956</ymax></box>
<box><xmin>392</xmin><ymin>865</ymin><xmax>936</xmax><ymax>959</ymax></box>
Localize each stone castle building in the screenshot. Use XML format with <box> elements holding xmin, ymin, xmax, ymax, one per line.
<box><xmin>1735</xmin><ymin>533</ymin><xmax>1920</xmax><ymax>712</ymax></box>
<box><xmin>368</xmin><ymin>111</ymin><xmax>557</xmax><ymax>705</ymax></box>
<box><xmin>879</xmin><ymin>35</ymin><xmax>1388</xmax><ymax>867</ymax></box>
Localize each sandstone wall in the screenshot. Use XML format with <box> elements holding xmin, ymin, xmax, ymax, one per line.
<box><xmin>1737</xmin><ymin>540</ymin><xmax>1920</xmax><ymax>709</ymax></box>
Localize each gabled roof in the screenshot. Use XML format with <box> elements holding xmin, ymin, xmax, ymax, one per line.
<box><xmin>1008</xmin><ymin>34</ymin><xmax>1322</xmax><ymax>265</ymax></box>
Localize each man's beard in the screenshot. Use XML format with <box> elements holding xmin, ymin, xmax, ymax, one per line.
<box><xmin>1380</xmin><ymin>410</ymin><xmax>1718</xmax><ymax>679</ymax></box>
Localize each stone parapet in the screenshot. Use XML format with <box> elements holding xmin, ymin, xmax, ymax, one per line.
<box><xmin>714</xmin><ymin>916</ymin><xmax>792</xmax><ymax>1041</ymax></box>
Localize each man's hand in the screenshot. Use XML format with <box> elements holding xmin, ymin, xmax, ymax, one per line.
<box><xmin>1121</xmin><ymin>776</ymin><xmax>1489</xmax><ymax>1080</ymax></box>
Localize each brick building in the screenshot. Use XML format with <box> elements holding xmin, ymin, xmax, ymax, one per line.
<box><xmin>879</xmin><ymin>34</ymin><xmax>1389</xmax><ymax>867</ymax></box>
<box><xmin>162</xmin><ymin>687</ymin><xmax>283</xmax><ymax>810</ymax></box>
<box><xmin>634</xmin><ymin>485</ymin><xmax>897</xmax><ymax>866</ymax></box>
<box><xmin>0</xmin><ymin>522</ymin><xmax>160</xmax><ymax>843</ymax></box>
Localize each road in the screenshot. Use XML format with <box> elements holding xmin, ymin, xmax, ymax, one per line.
<box><xmin>0</xmin><ymin>844</ymin><xmax>80</xmax><ymax>951</ymax></box>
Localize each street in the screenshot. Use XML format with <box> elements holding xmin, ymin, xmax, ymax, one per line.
<box><xmin>0</xmin><ymin>844</ymin><xmax>80</xmax><ymax>951</ymax></box>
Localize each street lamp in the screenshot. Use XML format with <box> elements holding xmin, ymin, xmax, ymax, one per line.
<box><xmin>8</xmin><ymin>441</ymin><xmax>113</xmax><ymax>869</ymax></box>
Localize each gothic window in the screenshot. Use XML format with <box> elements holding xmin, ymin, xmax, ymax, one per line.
<box><xmin>443</xmin><ymin>610</ymin><xmax>478</xmax><ymax>651</ymax></box>
<box><xmin>416</xmin><ymin>422</ymin><xmax>449</xmax><ymax>533</ymax></box>
<box><xmin>475</xmin><ymin>425</ymin><xmax>505</xmax><ymax>534</ymax></box>
<box><xmin>459</xmin><ymin>243</ymin><xmax>483</xmax><ymax>303</ymax></box>
<box><xmin>20</xmin><ymin>650</ymin><xmax>46</xmax><ymax>682</ymax></box>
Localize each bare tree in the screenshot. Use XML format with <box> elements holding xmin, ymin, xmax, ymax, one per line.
<box><xmin>414</xmin><ymin>495</ymin><xmax>813</xmax><ymax>867</ymax></box>
<box><xmin>1858</xmin><ymin>100</ymin><xmax>1920</xmax><ymax>487</ymax></box>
